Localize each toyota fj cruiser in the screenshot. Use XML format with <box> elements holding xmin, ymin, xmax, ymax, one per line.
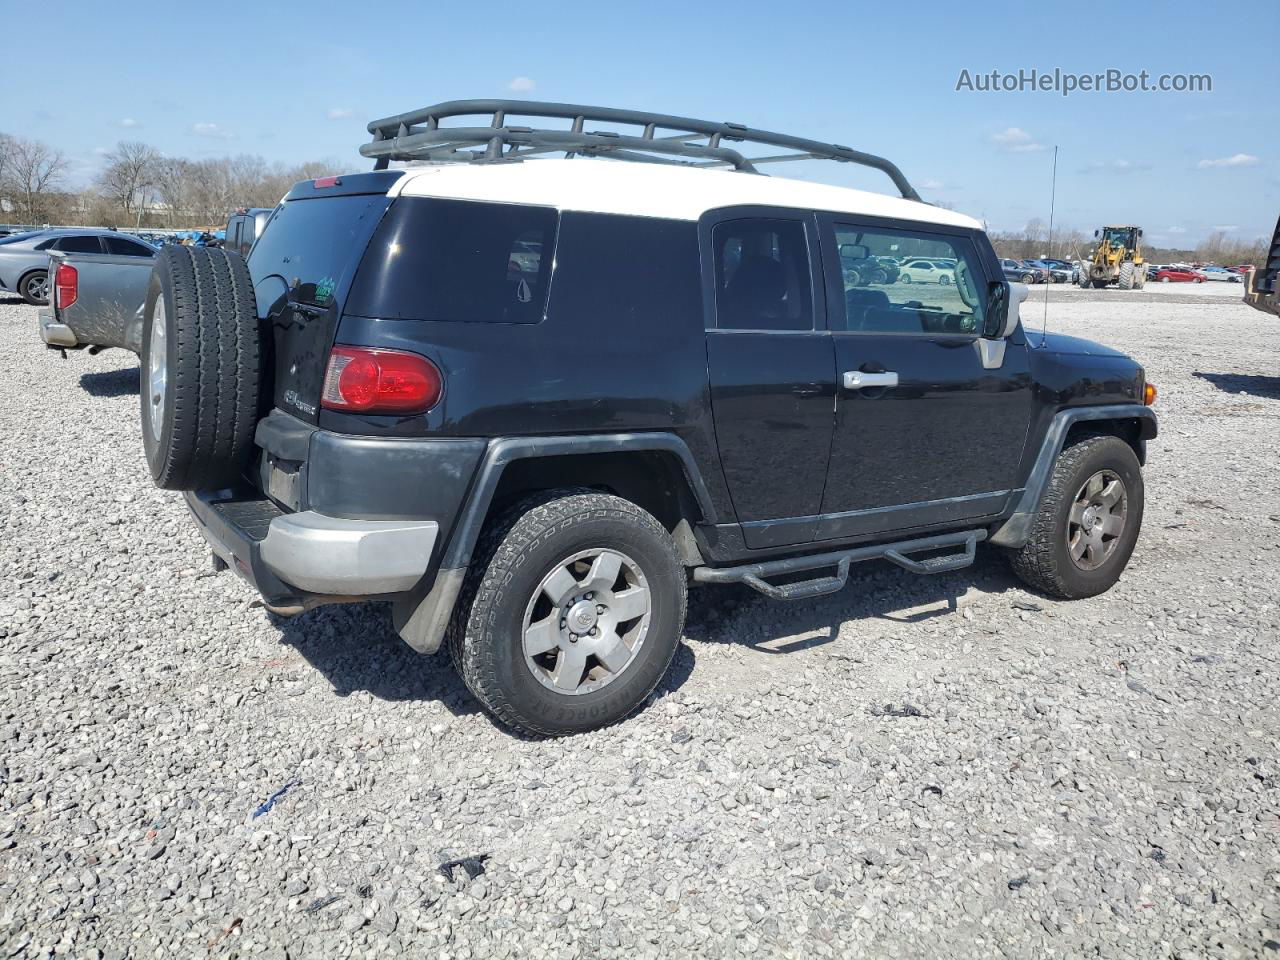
<box><xmin>138</xmin><ymin>100</ymin><xmax>1157</xmax><ymax>737</ymax></box>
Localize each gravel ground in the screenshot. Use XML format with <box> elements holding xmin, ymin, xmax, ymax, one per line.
<box><xmin>1</xmin><ymin>283</ymin><xmax>1277</xmax><ymax>959</ymax></box>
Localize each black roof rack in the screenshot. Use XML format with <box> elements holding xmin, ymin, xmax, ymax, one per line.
<box><xmin>361</xmin><ymin>99</ymin><xmax>921</xmax><ymax>202</ymax></box>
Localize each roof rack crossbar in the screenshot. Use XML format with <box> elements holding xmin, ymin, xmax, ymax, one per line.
<box><xmin>361</xmin><ymin>99</ymin><xmax>921</xmax><ymax>201</ymax></box>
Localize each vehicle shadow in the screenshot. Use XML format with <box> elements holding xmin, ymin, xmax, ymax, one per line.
<box><xmin>80</xmin><ymin>366</ymin><xmax>140</xmax><ymax>397</ymax></box>
<box><xmin>682</xmin><ymin>551</ymin><xmax>1023</xmax><ymax>654</ymax></box>
<box><xmin>270</xmin><ymin>599</ymin><xmax>700</xmax><ymax>731</ymax></box>
<box><xmin>270</xmin><ymin>602</ymin><xmax>485</xmax><ymax>720</ymax></box>
<box><xmin>0</xmin><ymin>294</ymin><xmax>25</xmax><ymax>306</ymax></box>
<box><xmin>1192</xmin><ymin>371</ymin><xmax>1280</xmax><ymax>399</ymax></box>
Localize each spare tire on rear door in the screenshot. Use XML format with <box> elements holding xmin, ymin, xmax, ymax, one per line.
<box><xmin>140</xmin><ymin>245</ymin><xmax>261</xmax><ymax>491</ymax></box>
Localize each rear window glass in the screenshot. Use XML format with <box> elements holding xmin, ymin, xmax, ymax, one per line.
<box><xmin>0</xmin><ymin>232</ymin><xmax>39</xmax><ymax>246</ymax></box>
<box><xmin>348</xmin><ymin>197</ymin><xmax>558</xmax><ymax>324</ymax></box>
<box><xmin>249</xmin><ymin>194</ymin><xmax>391</xmax><ymax>311</ymax></box>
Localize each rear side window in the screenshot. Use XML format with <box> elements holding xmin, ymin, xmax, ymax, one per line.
<box><xmin>56</xmin><ymin>235</ymin><xmax>104</xmax><ymax>254</ymax></box>
<box><xmin>249</xmin><ymin>194</ymin><xmax>391</xmax><ymax>312</ymax></box>
<box><xmin>104</xmin><ymin>236</ymin><xmax>154</xmax><ymax>257</ymax></box>
<box><xmin>712</xmin><ymin>218</ymin><xmax>815</xmax><ymax>331</ymax></box>
<box><xmin>348</xmin><ymin>198</ymin><xmax>558</xmax><ymax>324</ymax></box>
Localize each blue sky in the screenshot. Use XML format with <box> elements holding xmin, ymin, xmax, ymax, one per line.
<box><xmin>5</xmin><ymin>0</ymin><xmax>1276</xmax><ymax>246</ymax></box>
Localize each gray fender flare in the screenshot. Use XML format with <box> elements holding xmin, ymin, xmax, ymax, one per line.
<box><xmin>393</xmin><ymin>432</ymin><xmax>718</xmax><ymax>654</ymax></box>
<box><xmin>988</xmin><ymin>404</ymin><xmax>1157</xmax><ymax>548</ymax></box>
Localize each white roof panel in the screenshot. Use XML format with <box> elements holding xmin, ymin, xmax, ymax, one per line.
<box><xmin>392</xmin><ymin>159</ymin><xmax>982</xmax><ymax>230</ymax></box>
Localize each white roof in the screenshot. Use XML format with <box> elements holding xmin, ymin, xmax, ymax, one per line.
<box><xmin>391</xmin><ymin>159</ymin><xmax>982</xmax><ymax>231</ymax></box>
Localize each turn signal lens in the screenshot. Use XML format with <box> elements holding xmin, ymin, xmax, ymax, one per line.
<box><xmin>1143</xmin><ymin>382</ymin><xmax>1158</xmax><ymax>406</ymax></box>
<box><xmin>55</xmin><ymin>262</ymin><xmax>78</xmax><ymax>310</ymax></box>
<box><xmin>321</xmin><ymin>346</ymin><xmax>442</xmax><ymax>414</ymax></box>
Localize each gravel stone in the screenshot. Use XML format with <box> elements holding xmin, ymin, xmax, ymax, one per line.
<box><xmin>0</xmin><ymin>284</ymin><xmax>1277</xmax><ymax>957</ymax></box>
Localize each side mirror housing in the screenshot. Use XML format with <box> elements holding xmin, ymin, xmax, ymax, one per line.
<box><xmin>976</xmin><ymin>281</ymin><xmax>1028</xmax><ymax>369</ymax></box>
<box><xmin>983</xmin><ymin>280</ymin><xmax>1026</xmax><ymax>339</ymax></box>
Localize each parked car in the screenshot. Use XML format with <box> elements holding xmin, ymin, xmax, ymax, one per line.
<box><xmin>1199</xmin><ymin>266</ymin><xmax>1241</xmax><ymax>283</ymax></box>
<box><xmin>1026</xmin><ymin>259</ymin><xmax>1072</xmax><ymax>283</ymax></box>
<box><xmin>0</xmin><ymin>229</ymin><xmax>137</xmax><ymax>305</ymax></box>
<box><xmin>1152</xmin><ymin>267</ymin><xmax>1204</xmax><ymax>283</ymax></box>
<box><xmin>838</xmin><ymin>243</ymin><xmax>899</xmax><ymax>285</ymax></box>
<box><xmin>38</xmin><ymin>234</ymin><xmax>157</xmax><ymax>352</ymax></box>
<box><xmin>137</xmin><ymin>99</ymin><xmax>1157</xmax><ymax>737</ymax></box>
<box><xmin>1000</xmin><ymin>258</ymin><xmax>1037</xmax><ymax>283</ymax></box>
<box><xmin>898</xmin><ymin>257</ymin><xmax>955</xmax><ymax>284</ymax></box>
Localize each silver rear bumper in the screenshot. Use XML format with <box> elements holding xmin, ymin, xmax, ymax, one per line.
<box><xmin>259</xmin><ymin>511</ymin><xmax>438</xmax><ymax>595</ymax></box>
<box><xmin>39</xmin><ymin>310</ymin><xmax>78</xmax><ymax>347</ymax></box>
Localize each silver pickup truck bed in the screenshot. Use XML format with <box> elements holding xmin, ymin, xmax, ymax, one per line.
<box><xmin>39</xmin><ymin>247</ymin><xmax>156</xmax><ymax>353</ymax></box>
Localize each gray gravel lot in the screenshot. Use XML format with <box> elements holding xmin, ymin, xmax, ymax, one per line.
<box><xmin>1</xmin><ymin>283</ymin><xmax>1278</xmax><ymax>958</ymax></box>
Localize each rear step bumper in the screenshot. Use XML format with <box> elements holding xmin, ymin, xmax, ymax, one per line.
<box><xmin>692</xmin><ymin>530</ymin><xmax>984</xmax><ymax>600</ymax></box>
<box><xmin>184</xmin><ymin>490</ymin><xmax>438</xmax><ymax>602</ymax></box>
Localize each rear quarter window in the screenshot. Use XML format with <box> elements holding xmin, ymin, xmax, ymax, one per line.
<box><xmin>347</xmin><ymin>197</ymin><xmax>558</xmax><ymax>324</ymax></box>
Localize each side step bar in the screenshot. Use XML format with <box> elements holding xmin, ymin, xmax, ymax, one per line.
<box><xmin>691</xmin><ymin>530</ymin><xmax>985</xmax><ymax>601</ymax></box>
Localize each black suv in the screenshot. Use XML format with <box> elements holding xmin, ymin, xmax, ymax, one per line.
<box><xmin>136</xmin><ymin>101</ymin><xmax>1157</xmax><ymax>737</ymax></box>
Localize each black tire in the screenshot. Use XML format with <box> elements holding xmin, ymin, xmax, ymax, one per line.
<box><xmin>1021</xmin><ymin>273</ymin><xmax>1034</xmax><ymax>284</ymax></box>
<box><xmin>1117</xmin><ymin>262</ymin><xmax>1135</xmax><ymax>290</ymax></box>
<box><xmin>19</xmin><ymin>269</ymin><xmax>47</xmax><ymax>306</ymax></box>
<box><xmin>1007</xmin><ymin>435</ymin><xmax>1144</xmax><ymax>600</ymax></box>
<box><xmin>139</xmin><ymin>245</ymin><xmax>261</xmax><ymax>491</ymax></box>
<box><xmin>447</xmin><ymin>491</ymin><xmax>687</xmax><ymax>737</ymax></box>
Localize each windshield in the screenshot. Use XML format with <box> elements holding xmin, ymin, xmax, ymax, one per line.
<box><xmin>1102</xmin><ymin>228</ymin><xmax>1134</xmax><ymax>249</ymax></box>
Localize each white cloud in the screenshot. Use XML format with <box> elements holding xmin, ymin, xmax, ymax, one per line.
<box><xmin>508</xmin><ymin>76</ymin><xmax>535</xmax><ymax>93</ymax></box>
<box><xmin>119</xmin><ymin>117</ymin><xmax>140</xmax><ymax>128</ymax></box>
<box><xmin>990</xmin><ymin>127</ymin><xmax>1046</xmax><ymax>153</ymax></box>
<box><xmin>1212</xmin><ymin>225</ymin><xmax>1239</xmax><ymax>232</ymax></box>
<box><xmin>93</xmin><ymin>146</ymin><xmax>110</xmax><ymax>156</ymax></box>
<box><xmin>920</xmin><ymin>178</ymin><xmax>945</xmax><ymax>190</ymax></box>
<box><xmin>191</xmin><ymin>122</ymin><xmax>233</xmax><ymax>139</ymax></box>
<box><xmin>1197</xmin><ymin>153</ymin><xmax>1259</xmax><ymax>169</ymax></box>
<box><xmin>1166</xmin><ymin>226</ymin><xmax>1187</xmax><ymax>234</ymax></box>
<box><xmin>327</xmin><ymin>107</ymin><xmax>353</xmax><ymax>120</ymax></box>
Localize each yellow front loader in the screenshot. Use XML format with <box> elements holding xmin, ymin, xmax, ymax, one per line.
<box><xmin>1080</xmin><ymin>225</ymin><xmax>1146</xmax><ymax>290</ymax></box>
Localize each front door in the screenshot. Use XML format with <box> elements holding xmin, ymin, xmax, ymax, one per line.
<box><xmin>817</xmin><ymin>216</ymin><xmax>1033</xmax><ymax>541</ymax></box>
<box><xmin>703</xmin><ymin>210</ymin><xmax>836</xmax><ymax>549</ymax></box>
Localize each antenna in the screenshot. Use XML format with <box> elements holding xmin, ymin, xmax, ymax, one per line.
<box><xmin>1041</xmin><ymin>144</ymin><xmax>1059</xmax><ymax>342</ymax></box>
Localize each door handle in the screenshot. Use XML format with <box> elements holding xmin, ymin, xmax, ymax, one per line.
<box><xmin>843</xmin><ymin>370</ymin><xmax>899</xmax><ymax>390</ymax></box>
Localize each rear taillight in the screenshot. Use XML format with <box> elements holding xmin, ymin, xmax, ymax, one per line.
<box><xmin>321</xmin><ymin>346</ymin><xmax>442</xmax><ymax>414</ymax></box>
<box><xmin>313</xmin><ymin>176</ymin><xmax>340</xmax><ymax>188</ymax></box>
<box><xmin>55</xmin><ymin>263</ymin><xmax>77</xmax><ymax>310</ymax></box>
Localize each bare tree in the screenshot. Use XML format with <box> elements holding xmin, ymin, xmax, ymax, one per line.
<box><xmin>96</xmin><ymin>141</ymin><xmax>160</xmax><ymax>223</ymax></box>
<box><xmin>7</xmin><ymin>137</ymin><xmax>66</xmax><ymax>224</ymax></box>
<box><xmin>0</xmin><ymin>133</ymin><xmax>14</xmax><ymax>210</ymax></box>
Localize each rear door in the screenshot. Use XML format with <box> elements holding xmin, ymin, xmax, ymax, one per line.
<box><xmin>702</xmin><ymin>208</ymin><xmax>835</xmax><ymax>548</ymax></box>
<box><xmin>246</xmin><ymin>173</ymin><xmax>399</xmax><ymax>424</ymax></box>
<box><xmin>816</xmin><ymin>214</ymin><xmax>1033</xmax><ymax>540</ymax></box>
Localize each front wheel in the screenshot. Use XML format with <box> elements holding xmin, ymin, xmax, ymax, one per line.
<box><xmin>19</xmin><ymin>270</ymin><xmax>48</xmax><ymax>306</ymax></box>
<box><xmin>448</xmin><ymin>491</ymin><xmax>687</xmax><ymax>737</ymax></box>
<box><xmin>1007</xmin><ymin>435</ymin><xmax>1143</xmax><ymax>600</ymax></box>
<box><xmin>938</xmin><ymin>274</ymin><xmax>952</xmax><ymax>285</ymax></box>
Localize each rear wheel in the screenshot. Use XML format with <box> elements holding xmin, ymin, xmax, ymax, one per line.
<box><xmin>448</xmin><ymin>491</ymin><xmax>687</xmax><ymax>737</ymax></box>
<box><xmin>139</xmin><ymin>245</ymin><xmax>261</xmax><ymax>491</ymax></box>
<box><xmin>19</xmin><ymin>269</ymin><xmax>48</xmax><ymax>306</ymax></box>
<box><xmin>1008</xmin><ymin>435</ymin><xmax>1143</xmax><ymax>599</ymax></box>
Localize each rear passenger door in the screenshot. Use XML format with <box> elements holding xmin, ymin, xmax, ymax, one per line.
<box><xmin>702</xmin><ymin>209</ymin><xmax>836</xmax><ymax>548</ymax></box>
<box><xmin>816</xmin><ymin>215</ymin><xmax>1033</xmax><ymax>540</ymax></box>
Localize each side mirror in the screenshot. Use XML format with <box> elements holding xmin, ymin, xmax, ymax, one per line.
<box><xmin>983</xmin><ymin>280</ymin><xmax>1026</xmax><ymax>339</ymax></box>
<box><xmin>1094</xmin><ymin>229</ymin><xmax>1100</xmax><ymax>238</ymax></box>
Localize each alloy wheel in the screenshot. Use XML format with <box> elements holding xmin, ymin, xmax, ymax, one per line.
<box><xmin>1067</xmin><ymin>469</ymin><xmax>1127</xmax><ymax>570</ymax></box>
<box><xmin>147</xmin><ymin>299</ymin><xmax>168</xmax><ymax>442</ymax></box>
<box><xmin>521</xmin><ymin>548</ymin><xmax>652</xmax><ymax>695</ymax></box>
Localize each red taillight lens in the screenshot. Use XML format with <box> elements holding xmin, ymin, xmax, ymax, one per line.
<box><xmin>321</xmin><ymin>346</ymin><xmax>442</xmax><ymax>414</ymax></box>
<box><xmin>313</xmin><ymin>176</ymin><xmax>340</xmax><ymax>188</ymax></box>
<box><xmin>55</xmin><ymin>263</ymin><xmax>77</xmax><ymax>309</ymax></box>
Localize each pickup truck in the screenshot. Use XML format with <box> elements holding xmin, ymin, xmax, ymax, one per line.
<box><xmin>38</xmin><ymin>238</ymin><xmax>158</xmax><ymax>353</ymax></box>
